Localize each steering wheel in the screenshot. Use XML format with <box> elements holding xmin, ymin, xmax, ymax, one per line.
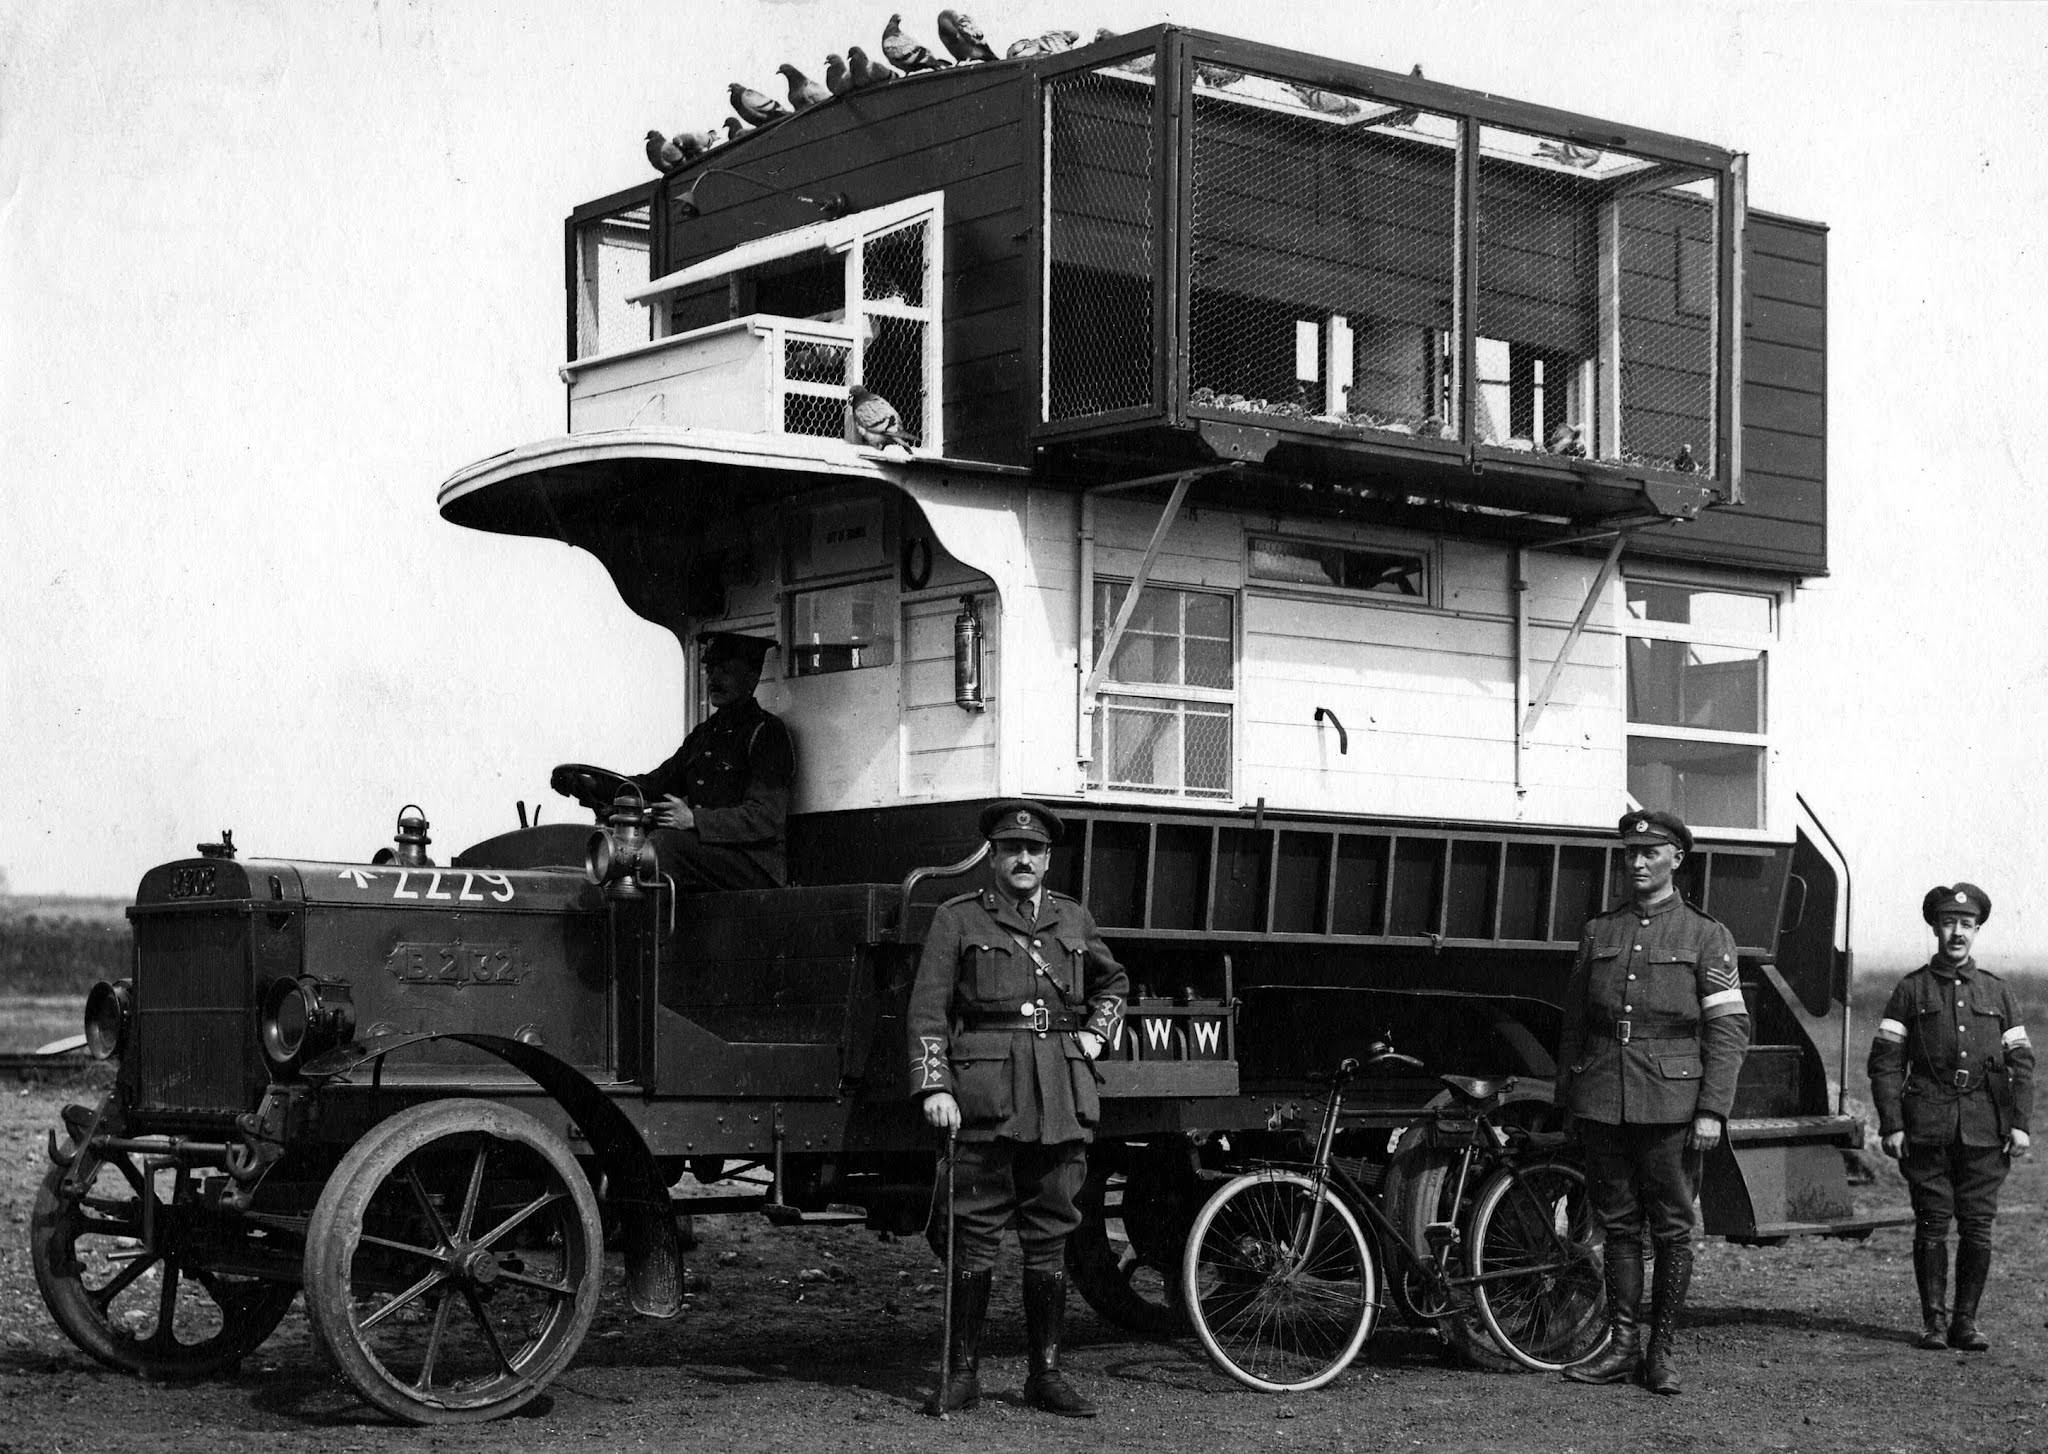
<box><xmin>550</xmin><ymin>763</ymin><xmax>638</xmax><ymax>817</ymax></box>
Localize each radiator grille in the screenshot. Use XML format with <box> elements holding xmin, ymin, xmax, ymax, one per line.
<box><xmin>130</xmin><ymin>910</ymin><xmax>254</xmax><ymax>1113</ymax></box>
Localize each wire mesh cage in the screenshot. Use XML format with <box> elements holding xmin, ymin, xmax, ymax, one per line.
<box><xmin>1472</xmin><ymin>127</ymin><xmax>1718</xmax><ymax>473</ymax></box>
<box><xmin>1045</xmin><ymin>62</ymin><xmax>1158</xmax><ymax>421</ymax></box>
<box><xmin>780</xmin><ymin>331</ymin><xmax>851</xmax><ymax>439</ymax></box>
<box><xmin>1092</xmin><ymin>694</ymin><xmax>1234</xmax><ymax>799</ymax></box>
<box><xmin>1187</xmin><ymin>69</ymin><xmax>1461</xmax><ymax>439</ymax></box>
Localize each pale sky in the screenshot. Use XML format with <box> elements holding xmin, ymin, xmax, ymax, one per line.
<box><xmin>3</xmin><ymin>0</ymin><xmax>2045</xmax><ymax>961</ymax></box>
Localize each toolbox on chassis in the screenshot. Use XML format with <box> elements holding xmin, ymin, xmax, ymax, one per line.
<box><xmin>38</xmin><ymin>23</ymin><xmax>1871</xmax><ymax>1427</ymax></box>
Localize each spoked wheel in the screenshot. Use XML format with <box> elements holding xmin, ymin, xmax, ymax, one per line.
<box><xmin>1066</xmin><ymin>1147</ymin><xmax>1195</xmax><ymax>1335</ymax></box>
<box><xmin>303</xmin><ymin>1100</ymin><xmax>603</xmax><ymax>1425</ymax></box>
<box><xmin>1181</xmin><ymin>1170</ymin><xmax>1378</xmax><ymax>1393</ymax></box>
<box><xmin>31</xmin><ymin>1141</ymin><xmax>297</xmax><ymax>1378</ymax></box>
<box><xmin>1467</xmin><ymin>1159</ymin><xmax>1608</xmax><ymax>1372</ymax></box>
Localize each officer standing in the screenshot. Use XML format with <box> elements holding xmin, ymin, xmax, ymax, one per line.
<box><xmin>554</xmin><ymin>631</ymin><xmax>796</xmax><ymax>889</ymax></box>
<box><xmin>1554</xmin><ymin>811</ymin><xmax>1749</xmax><ymax>1396</ymax></box>
<box><xmin>908</xmin><ymin>800</ymin><xmax>1127</xmax><ymax>1418</ymax></box>
<box><xmin>1868</xmin><ymin>883</ymin><xmax>2033</xmax><ymax>1351</ymax></box>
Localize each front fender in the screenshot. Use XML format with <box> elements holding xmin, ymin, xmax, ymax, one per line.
<box><xmin>301</xmin><ymin>1032</ymin><xmax>681</xmax><ymax>1318</ymax></box>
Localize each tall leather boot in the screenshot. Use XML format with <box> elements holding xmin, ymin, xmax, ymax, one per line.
<box><xmin>1641</xmin><ymin>1243</ymin><xmax>1693</xmax><ymax>1396</ymax></box>
<box><xmin>1564</xmin><ymin>1240</ymin><xmax>1643</xmax><ymax>1384</ymax></box>
<box><xmin>1021</xmin><ymin>1269</ymin><xmax>1097</xmax><ymax>1417</ymax></box>
<box><xmin>1911</xmin><ymin>1239</ymin><xmax>1949</xmax><ymax>1350</ymax></box>
<box><xmin>1947</xmin><ymin>1243</ymin><xmax>1991</xmax><ymax>1351</ymax></box>
<box><xmin>922</xmin><ymin>1268</ymin><xmax>992</xmax><ymax>1415</ymax></box>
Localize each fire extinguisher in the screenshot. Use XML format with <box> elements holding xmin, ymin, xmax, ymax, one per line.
<box><xmin>954</xmin><ymin>594</ymin><xmax>985</xmax><ymax>712</ymax></box>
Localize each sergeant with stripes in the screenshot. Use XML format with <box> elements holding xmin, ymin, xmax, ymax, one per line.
<box><xmin>1554</xmin><ymin>810</ymin><xmax>1750</xmax><ymax>1396</ymax></box>
<box><xmin>1868</xmin><ymin>883</ymin><xmax>2033</xmax><ymax>1351</ymax></box>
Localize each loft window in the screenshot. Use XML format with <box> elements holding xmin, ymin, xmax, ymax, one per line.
<box><xmin>1624</xmin><ymin>579</ymin><xmax>1773</xmax><ymax>829</ymax></box>
<box><xmin>624</xmin><ymin>191</ymin><xmax>944</xmax><ymax>450</ymax></box>
<box><xmin>1089</xmin><ymin>582</ymin><xmax>1234</xmax><ymax>799</ymax></box>
<box><xmin>789</xmin><ymin>579</ymin><xmax>895</xmax><ymax>676</ymax></box>
<box><xmin>1248</xmin><ymin>534</ymin><xmax>1429</xmax><ymax>600</ymax></box>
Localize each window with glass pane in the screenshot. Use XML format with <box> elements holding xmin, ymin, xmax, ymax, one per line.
<box><xmin>1090</xmin><ymin>582</ymin><xmax>1234</xmax><ymax>799</ymax></box>
<box><xmin>1628</xmin><ymin>739</ymin><xmax>1763</xmax><ymax>831</ymax></box>
<box><xmin>1625</xmin><ymin>582</ymin><xmax>1771</xmax><ymax>635</ymax></box>
<box><xmin>1248</xmin><ymin>535</ymin><xmax>1427</xmax><ymax>598</ymax></box>
<box><xmin>1627</xmin><ymin>640</ymin><xmax>1764</xmax><ymax>733</ymax></box>
<box><xmin>1623</xmin><ymin>579</ymin><xmax>1771</xmax><ymax>830</ymax></box>
<box><xmin>789</xmin><ymin>579</ymin><xmax>896</xmax><ymax>676</ymax></box>
<box><xmin>1094</xmin><ymin>583</ymin><xmax>1233</xmax><ymax>690</ymax></box>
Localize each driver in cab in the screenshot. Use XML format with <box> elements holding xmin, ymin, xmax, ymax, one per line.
<box><xmin>554</xmin><ymin>631</ymin><xmax>795</xmax><ymax>890</ymax></box>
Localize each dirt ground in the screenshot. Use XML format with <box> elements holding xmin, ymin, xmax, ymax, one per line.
<box><xmin>1</xmin><ymin>1071</ymin><xmax>2043</xmax><ymax>1454</ymax></box>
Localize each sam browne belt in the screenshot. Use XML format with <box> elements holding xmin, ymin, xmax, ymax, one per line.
<box><xmin>960</xmin><ymin>1001</ymin><xmax>1087</xmax><ymax>1035</ymax></box>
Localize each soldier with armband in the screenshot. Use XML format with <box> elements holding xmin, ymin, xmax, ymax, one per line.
<box><xmin>907</xmin><ymin>800</ymin><xmax>1127</xmax><ymax>1418</ymax></box>
<box><xmin>1554</xmin><ymin>810</ymin><xmax>1749</xmax><ymax>1396</ymax></box>
<box><xmin>1868</xmin><ymin>883</ymin><xmax>2033</xmax><ymax>1351</ymax></box>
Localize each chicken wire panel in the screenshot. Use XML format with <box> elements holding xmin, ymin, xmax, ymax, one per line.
<box><xmin>1091</xmin><ymin>694</ymin><xmax>1233</xmax><ymax>799</ymax></box>
<box><xmin>860</xmin><ymin>316</ymin><xmax>927</xmax><ymax>446</ymax></box>
<box><xmin>1613</xmin><ymin>176</ymin><xmax>1719</xmax><ymax>474</ymax></box>
<box><xmin>862</xmin><ymin>221</ymin><xmax>927</xmax><ymax>308</ymax></box>
<box><xmin>572</xmin><ymin>204</ymin><xmax>651</xmax><ymax>361</ymax></box>
<box><xmin>1188</xmin><ymin>70</ymin><xmax>1460</xmax><ymax>438</ymax></box>
<box><xmin>784</xmin><ymin>388</ymin><xmax>846</xmax><ymax>440</ymax></box>
<box><xmin>1044</xmin><ymin>65</ymin><xmax>1156</xmax><ymax>421</ymax></box>
<box><xmin>1474</xmin><ymin>127</ymin><xmax>1719</xmax><ymax>474</ymax></box>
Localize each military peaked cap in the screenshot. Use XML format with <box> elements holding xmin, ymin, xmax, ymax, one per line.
<box><xmin>979</xmin><ymin>798</ymin><xmax>1064</xmax><ymax>845</ymax></box>
<box><xmin>1922</xmin><ymin>882</ymin><xmax>1991</xmax><ymax>925</ymax></box>
<box><xmin>1618</xmin><ymin>809</ymin><xmax>1692</xmax><ymax>854</ymax></box>
<box><xmin>699</xmin><ymin>631</ymin><xmax>777</xmax><ymax>668</ymax></box>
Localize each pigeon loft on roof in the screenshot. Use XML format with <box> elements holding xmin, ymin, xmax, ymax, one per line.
<box><xmin>557</xmin><ymin>23</ymin><xmax>1825</xmax><ymax>578</ymax></box>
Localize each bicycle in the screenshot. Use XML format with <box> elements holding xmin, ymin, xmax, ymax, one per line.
<box><xmin>1179</xmin><ymin>1044</ymin><xmax>1608</xmax><ymax>1392</ymax></box>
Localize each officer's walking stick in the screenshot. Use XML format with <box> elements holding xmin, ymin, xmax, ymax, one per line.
<box><xmin>936</xmin><ymin>1125</ymin><xmax>958</xmax><ymax>1420</ymax></box>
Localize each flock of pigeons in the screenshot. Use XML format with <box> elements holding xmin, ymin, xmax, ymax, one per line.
<box><xmin>647</xmin><ymin>10</ymin><xmax>1096</xmax><ymax>175</ymax></box>
<box><xmin>645</xmin><ymin>11</ymin><xmax>1446</xmax><ymax>177</ymax></box>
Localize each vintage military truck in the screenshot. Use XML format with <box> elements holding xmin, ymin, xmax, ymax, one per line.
<box><xmin>34</xmin><ymin>24</ymin><xmax>1869</xmax><ymax>1425</ymax></box>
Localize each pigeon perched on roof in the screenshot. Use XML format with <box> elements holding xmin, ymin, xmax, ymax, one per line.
<box><xmin>780</xmin><ymin>62</ymin><xmax>831</xmax><ymax>110</ymax></box>
<box><xmin>1378</xmin><ymin>65</ymin><xmax>1424</xmax><ymax>128</ymax></box>
<box><xmin>1290</xmin><ymin>83</ymin><xmax>1363</xmax><ymax>115</ymax></box>
<box><xmin>849</xmin><ymin>384</ymin><xmax>917</xmax><ymax>450</ymax></box>
<box><xmin>848</xmin><ymin>46</ymin><xmax>899</xmax><ymax>88</ymax></box>
<box><xmin>937</xmin><ymin>9</ymin><xmax>997</xmax><ymax>63</ymax></box>
<box><xmin>883</xmin><ymin>13</ymin><xmax>950</xmax><ymax>72</ymax></box>
<box><xmin>724</xmin><ymin>116</ymin><xmax>750</xmax><ymax>140</ymax></box>
<box><xmin>1007</xmin><ymin>29</ymin><xmax>1080</xmax><ymax>59</ymax></box>
<box><xmin>1098</xmin><ymin>28</ymin><xmax>1155</xmax><ymax>74</ymax></box>
<box><xmin>826</xmin><ymin>53</ymin><xmax>853</xmax><ymax>94</ymax></box>
<box><xmin>730</xmin><ymin>83</ymin><xmax>789</xmax><ymax>127</ymax></box>
<box><xmin>1537</xmin><ymin>139</ymin><xmax>1602</xmax><ymax>168</ymax></box>
<box><xmin>646</xmin><ymin>130</ymin><xmax>683</xmax><ymax>174</ymax></box>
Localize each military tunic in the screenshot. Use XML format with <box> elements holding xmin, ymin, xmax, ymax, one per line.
<box><xmin>908</xmin><ymin>886</ymin><xmax>1127</xmax><ymax>1270</ymax></box>
<box><xmin>635</xmin><ymin>695</ymin><xmax>794</xmax><ymax>888</ymax></box>
<box><xmin>1868</xmin><ymin>958</ymin><xmax>2034</xmax><ymax>1247</ymax></box>
<box><xmin>1555</xmin><ymin>893</ymin><xmax>1750</xmax><ymax>1248</ymax></box>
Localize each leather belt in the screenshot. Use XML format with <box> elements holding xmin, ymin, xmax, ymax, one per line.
<box><xmin>961</xmin><ymin>1002</ymin><xmax>1086</xmax><ymax>1035</ymax></box>
<box><xmin>1595</xmin><ymin>1019</ymin><xmax>1697</xmax><ymax>1044</ymax></box>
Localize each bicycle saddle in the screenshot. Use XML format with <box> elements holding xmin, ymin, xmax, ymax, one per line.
<box><xmin>1439</xmin><ymin>1074</ymin><xmax>1511</xmax><ymax>1103</ymax></box>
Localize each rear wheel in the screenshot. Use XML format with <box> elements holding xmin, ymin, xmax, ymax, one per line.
<box><xmin>1382</xmin><ymin>1142</ymin><xmax>1521</xmax><ymax>1371</ymax></box>
<box><xmin>1066</xmin><ymin>1147</ymin><xmax>1195</xmax><ymax>1335</ymax></box>
<box><xmin>302</xmin><ymin>1100</ymin><xmax>602</xmax><ymax>1424</ymax></box>
<box><xmin>1181</xmin><ymin>1170</ymin><xmax>1377</xmax><ymax>1393</ymax></box>
<box><xmin>1467</xmin><ymin>1159</ymin><xmax>1607</xmax><ymax>1372</ymax></box>
<box><xmin>31</xmin><ymin>1141</ymin><xmax>296</xmax><ymax>1378</ymax></box>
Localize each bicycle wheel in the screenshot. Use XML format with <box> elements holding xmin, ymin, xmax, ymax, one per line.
<box><xmin>1181</xmin><ymin>1170</ymin><xmax>1378</xmax><ymax>1393</ymax></box>
<box><xmin>1466</xmin><ymin>1159</ymin><xmax>1608</xmax><ymax>1372</ymax></box>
